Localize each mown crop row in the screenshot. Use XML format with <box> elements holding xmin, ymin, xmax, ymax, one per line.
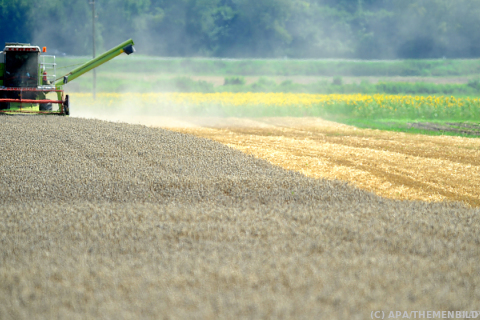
<box><xmin>71</xmin><ymin>93</ymin><xmax>480</xmax><ymax>120</ymax></box>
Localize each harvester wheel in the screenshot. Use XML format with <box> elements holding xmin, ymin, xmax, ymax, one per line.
<box><xmin>63</xmin><ymin>95</ymin><xmax>70</xmax><ymax>116</ymax></box>
<box><xmin>0</xmin><ymin>102</ymin><xmax>9</xmax><ymax>110</ymax></box>
<box><xmin>39</xmin><ymin>103</ymin><xmax>53</xmax><ymax>111</ymax></box>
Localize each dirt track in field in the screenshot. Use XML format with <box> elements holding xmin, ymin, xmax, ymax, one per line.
<box><xmin>103</xmin><ymin>73</ymin><xmax>474</xmax><ymax>85</ymax></box>
<box><xmin>189</xmin><ymin>75</ymin><xmax>474</xmax><ymax>85</ymax></box>
<box><xmin>1</xmin><ymin>115</ymin><xmax>479</xmax><ymax>319</ymax></box>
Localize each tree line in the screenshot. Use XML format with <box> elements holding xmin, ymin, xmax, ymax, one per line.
<box><xmin>2</xmin><ymin>0</ymin><xmax>480</xmax><ymax>59</ymax></box>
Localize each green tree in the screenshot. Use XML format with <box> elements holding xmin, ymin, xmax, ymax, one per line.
<box><xmin>0</xmin><ymin>0</ymin><xmax>32</xmax><ymax>45</ymax></box>
<box><xmin>28</xmin><ymin>0</ymin><xmax>91</xmax><ymax>54</ymax></box>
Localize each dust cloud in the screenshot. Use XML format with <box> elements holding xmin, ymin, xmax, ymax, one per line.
<box><xmin>71</xmin><ymin>95</ymin><xmax>222</xmax><ymax>128</ymax></box>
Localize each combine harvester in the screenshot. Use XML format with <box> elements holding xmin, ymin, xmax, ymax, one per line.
<box><xmin>0</xmin><ymin>39</ymin><xmax>135</xmax><ymax>115</ymax></box>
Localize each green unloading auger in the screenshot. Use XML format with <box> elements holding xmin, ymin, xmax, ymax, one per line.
<box><xmin>55</xmin><ymin>39</ymin><xmax>135</xmax><ymax>87</ymax></box>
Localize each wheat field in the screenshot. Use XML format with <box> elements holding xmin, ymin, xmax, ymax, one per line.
<box><xmin>1</xmin><ymin>115</ymin><xmax>479</xmax><ymax>319</ymax></box>
<box><xmin>85</xmin><ymin>114</ymin><xmax>480</xmax><ymax>206</ymax></box>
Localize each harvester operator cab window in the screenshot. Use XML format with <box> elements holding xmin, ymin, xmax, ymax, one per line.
<box><xmin>5</xmin><ymin>52</ymin><xmax>38</xmax><ymax>88</ymax></box>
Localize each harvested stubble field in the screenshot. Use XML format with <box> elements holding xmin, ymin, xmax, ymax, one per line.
<box><xmin>1</xmin><ymin>115</ymin><xmax>479</xmax><ymax>319</ymax></box>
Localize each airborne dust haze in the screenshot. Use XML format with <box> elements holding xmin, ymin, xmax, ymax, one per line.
<box><xmin>25</xmin><ymin>0</ymin><xmax>480</xmax><ymax>60</ymax></box>
<box><xmin>22</xmin><ymin>0</ymin><xmax>480</xmax><ymax>126</ymax></box>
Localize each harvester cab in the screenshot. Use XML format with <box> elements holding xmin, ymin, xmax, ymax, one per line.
<box><xmin>0</xmin><ymin>39</ymin><xmax>135</xmax><ymax>115</ymax></box>
<box><xmin>2</xmin><ymin>43</ymin><xmax>40</xmax><ymax>88</ymax></box>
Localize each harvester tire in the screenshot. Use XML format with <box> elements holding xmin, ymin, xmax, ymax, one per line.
<box><xmin>63</xmin><ymin>95</ymin><xmax>70</xmax><ymax>116</ymax></box>
<box><xmin>39</xmin><ymin>103</ymin><xmax>53</xmax><ymax>111</ymax></box>
<box><xmin>0</xmin><ymin>102</ymin><xmax>9</xmax><ymax>110</ymax></box>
